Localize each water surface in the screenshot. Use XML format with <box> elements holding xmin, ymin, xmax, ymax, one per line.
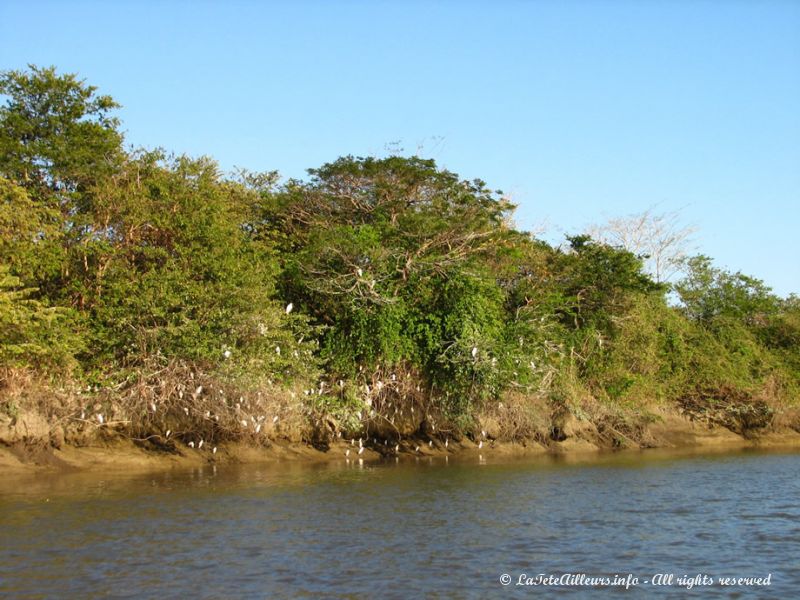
<box><xmin>1</xmin><ymin>448</ymin><xmax>798</xmax><ymax>598</ymax></box>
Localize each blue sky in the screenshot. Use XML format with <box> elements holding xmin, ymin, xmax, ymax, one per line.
<box><xmin>2</xmin><ymin>0</ymin><xmax>798</xmax><ymax>295</ymax></box>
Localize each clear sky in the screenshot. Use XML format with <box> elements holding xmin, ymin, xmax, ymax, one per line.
<box><xmin>2</xmin><ymin>0</ymin><xmax>798</xmax><ymax>296</ymax></box>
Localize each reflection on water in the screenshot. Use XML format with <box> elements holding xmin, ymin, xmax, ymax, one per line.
<box><xmin>1</xmin><ymin>448</ymin><xmax>799</xmax><ymax>598</ymax></box>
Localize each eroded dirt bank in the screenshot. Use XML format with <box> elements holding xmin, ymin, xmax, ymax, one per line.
<box><xmin>3</xmin><ymin>406</ymin><xmax>799</xmax><ymax>475</ymax></box>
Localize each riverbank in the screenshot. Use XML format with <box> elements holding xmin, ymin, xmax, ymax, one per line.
<box><xmin>3</xmin><ymin>405</ymin><xmax>799</xmax><ymax>474</ymax></box>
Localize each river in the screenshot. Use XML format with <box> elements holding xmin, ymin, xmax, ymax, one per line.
<box><xmin>1</xmin><ymin>447</ymin><xmax>798</xmax><ymax>598</ymax></box>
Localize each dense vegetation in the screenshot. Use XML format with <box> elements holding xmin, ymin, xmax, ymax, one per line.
<box><xmin>2</xmin><ymin>66</ymin><xmax>798</xmax><ymax>449</ymax></box>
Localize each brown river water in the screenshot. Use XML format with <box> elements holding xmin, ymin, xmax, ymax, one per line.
<box><xmin>1</xmin><ymin>447</ymin><xmax>798</xmax><ymax>598</ymax></box>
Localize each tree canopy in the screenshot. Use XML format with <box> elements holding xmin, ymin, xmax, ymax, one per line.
<box><xmin>1</xmin><ymin>65</ymin><xmax>797</xmax><ymax>442</ymax></box>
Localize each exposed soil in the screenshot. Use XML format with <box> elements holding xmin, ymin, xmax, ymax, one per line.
<box><xmin>2</xmin><ymin>405</ymin><xmax>799</xmax><ymax>475</ymax></box>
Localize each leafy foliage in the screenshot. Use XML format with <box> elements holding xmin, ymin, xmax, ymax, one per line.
<box><xmin>1</xmin><ymin>66</ymin><xmax>797</xmax><ymax>443</ymax></box>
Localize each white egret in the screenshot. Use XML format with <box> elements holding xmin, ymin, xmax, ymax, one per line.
<box><xmin>285</xmin><ymin>302</ymin><xmax>294</xmax><ymax>314</ymax></box>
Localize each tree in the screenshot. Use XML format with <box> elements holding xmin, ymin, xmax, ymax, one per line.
<box><xmin>74</xmin><ymin>151</ymin><xmax>311</xmax><ymax>377</ymax></box>
<box><xmin>0</xmin><ymin>66</ymin><xmax>125</xmax><ymax>302</ymax></box>
<box><xmin>587</xmin><ymin>207</ymin><xmax>695</xmax><ymax>283</ymax></box>
<box><xmin>557</xmin><ymin>234</ymin><xmax>664</xmax><ymax>330</ymax></box>
<box><xmin>0</xmin><ymin>65</ymin><xmax>123</xmax><ymax>200</ymax></box>
<box><xmin>263</xmin><ymin>155</ymin><xmax>527</xmax><ymax>413</ymax></box>
<box><xmin>675</xmin><ymin>255</ymin><xmax>779</xmax><ymax>326</ymax></box>
<box><xmin>0</xmin><ymin>265</ymin><xmax>79</xmax><ymax>369</ymax></box>
<box><xmin>269</xmin><ymin>155</ymin><xmax>513</xmax><ymax>319</ymax></box>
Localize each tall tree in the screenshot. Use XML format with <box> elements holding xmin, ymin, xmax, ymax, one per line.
<box><xmin>0</xmin><ymin>65</ymin><xmax>123</xmax><ymax>200</ymax></box>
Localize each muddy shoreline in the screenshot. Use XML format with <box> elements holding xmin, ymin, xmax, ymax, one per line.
<box><xmin>3</xmin><ymin>407</ymin><xmax>800</xmax><ymax>475</ymax></box>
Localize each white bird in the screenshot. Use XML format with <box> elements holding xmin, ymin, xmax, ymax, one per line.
<box><xmin>481</xmin><ymin>430</ymin><xmax>487</xmax><ymax>438</ymax></box>
<box><xmin>478</xmin><ymin>440</ymin><xmax>483</xmax><ymax>449</ymax></box>
<box><xmin>188</xmin><ymin>441</ymin><xmax>195</xmax><ymax>448</ymax></box>
<box><xmin>395</xmin><ymin>444</ymin><xmax>400</xmax><ymax>452</ymax></box>
<box><xmin>165</xmin><ymin>430</ymin><xmax>171</xmax><ymax>438</ymax></box>
<box><xmin>150</xmin><ymin>402</ymin><xmax>157</xmax><ymax>413</ymax></box>
<box><xmin>255</xmin><ymin>424</ymin><xmax>262</xmax><ymax>434</ymax></box>
<box><xmin>223</xmin><ymin>349</ymin><xmax>231</xmax><ymax>359</ymax></box>
<box><xmin>198</xmin><ymin>440</ymin><xmax>204</xmax><ymax>449</ymax></box>
<box><xmin>97</xmin><ymin>413</ymin><xmax>104</xmax><ymax>424</ymax></box>
<box><xmin>275</xmin><ymin>346</ymin><xmax>281</xmax><ymax>356</ymax></box>
<box><xmin>183</xmin><ymin>407</ymin><xmax>189</xmax><ymax>416</ymax></box>
<box><xmin>212</xmin><ymin>447</ymin><xmax>217</xmax><ymax>454</ymax></box>
<box><xmin>241</xmin><ymin>420</ymin><xmax>248</xmax><ymax>427</ymax></box>
<box><xmin>445</xmin><ymin>439</ymin><xmax>449</xmax><ymax>448</ymax></box>
<box><xmin>415</xmin><ymin>446</ymin><xmax>420</xmax><ymax>453</ymax></box>
<box><xmin>195</xmin><ymin>385</ymin><xmax>203</xmax><ymax>396</ymax></box>
<box><xmin>428</xmin><ymin>440</ymin><xmax>433</xmax><ymax>447</ymax></box>
<box><xmin>273</xmin><ymin>415</ymin><xmax>279</xmax><ymax>423</ymax></box>
<box><xmin>471</xmin><ymin>346</ymin><xmax>478</xmax><ymax>358</ymax></box>
<box><xmin>345</xmin><ymin>449</ymin><xmax>351</xmax><ymax>457</ymax></box>
<box><xmin>285</xmin><ymin>302</ymin><xmax>294</xmax><ymax>314</ymax></box>
<box><xmin>356</xmin><ymin>267</ymin><xmax>363</xmax><ymax>277</ymax></box>
<box><xmin>358</xmin><ymin>447</ymin><xmax>365</xmax><ymax>455</ymax></box>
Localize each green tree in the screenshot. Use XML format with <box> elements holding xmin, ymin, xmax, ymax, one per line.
<box><xmin>0</xmin><ymin>65</ymin><xmax>122</xmax><ymax>200</ymax></box>
<box><xmin>676</xmin><ymin>255</ymin><xmax>779</xmax><ymax>326</ymax></box>
<box><xmin>75</xmin><ymin>151</ymin><xmax>312</xmax><ymax>379</ymax></box>
<box><xmin>265</xmin><ymin>155</ymin><xmax>523</xmax><ymax>416</ymax></box>
<box><xmin>0</xmin><ymin>265</ymin><xmax>79</xmax><ymax>369</ymax></box>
